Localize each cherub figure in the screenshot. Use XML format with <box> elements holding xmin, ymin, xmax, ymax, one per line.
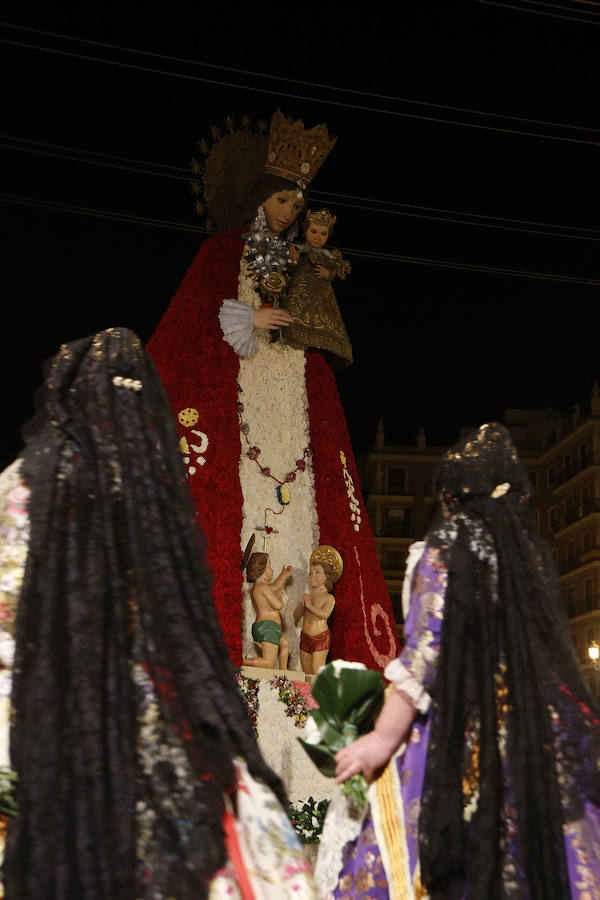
<box><xmin>283</xmin><ymin>209</ymin><xmax>353</xmax><ymax>368</ymax></box>
<box><xmin>243</xmin><ymin>552</ymin><xmax>291</xmax><ymax>670</ymax></box>
<box><xmin>294</xmin><ymin>545</ymin><xmax>343</xmax><ymax>675</ymax></box>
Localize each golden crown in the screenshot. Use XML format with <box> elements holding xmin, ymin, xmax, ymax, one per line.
<box><xmin>265</xmin><ymin>109</ymin><xmax>336</xmax><ymax>189</ymax></box>
<box><xmin>310</xmin><ymin>545</ymin><xmax>344</xmax><ymax>583</ymax></box>
<box><xmin>306</xmin><ymin>208</ymin><xmax>336</xmax><ymax>229</ymax></box>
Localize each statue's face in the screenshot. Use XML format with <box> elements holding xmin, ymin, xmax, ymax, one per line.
<box><xmin>262</xmin><ymin>189</ymin><xmax>304</xmax><ymax>234</ymax></box>
<box><xmin>309</xmin><ymin>564</ymin><xmax>327</xmax><ymax>589</ymax></box>
<box><xmin>305</xmin><ymin>222</ymin><xmax>329</xmax><ymax>249</ymax></box>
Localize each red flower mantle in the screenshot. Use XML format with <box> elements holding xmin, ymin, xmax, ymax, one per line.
<box><xmin>148</xmin><ymin>229</ymin><xmax>399</xmax><ymax>668</ymax></box>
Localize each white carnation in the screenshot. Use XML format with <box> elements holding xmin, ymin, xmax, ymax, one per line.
<box><xmin>330</xmin><ymin>659</ymin><xmax>367</xmax><ymax>677</ymax></box>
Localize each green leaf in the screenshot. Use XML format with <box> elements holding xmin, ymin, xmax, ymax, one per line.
<box><xmin>297</xmin><ymin>737</ymin><xmax>337</xmax><ymax>778</ymax></box>
<box><xmin>312</xmin><ymin>664</ymin><xmax>384</xmax><ymax>726</ymax></box>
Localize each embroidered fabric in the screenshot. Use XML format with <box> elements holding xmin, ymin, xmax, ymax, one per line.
<box><xmin>219</xmin><ymin>298</ymin><xmax>258</xmax><ymax>358</ymax></box>
<box><xmin>0</xmin><ymin>459</ymin><xmax>29</xmax><ymax>639</ymax></box>
<box><xmin>384</xmin><ymin>658</ymin><xmax>431</xmax><ymax>714</ymax></box>
<box><xmin>314</xmin><ymin>785</ymin><xmax>367</xmax><ymax>896</ymax></box>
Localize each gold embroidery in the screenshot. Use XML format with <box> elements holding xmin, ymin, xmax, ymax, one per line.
<box><xmin>282</xmin><ymin>253</ymin><xmax>353</xmax><ymax>366</ymax></box>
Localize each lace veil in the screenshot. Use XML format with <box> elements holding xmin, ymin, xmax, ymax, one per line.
<box><xmin>4</xmin><ymin>328</ymin><xmax>285</xmax><ymax>899</ymax></box>
<box><xmin>419</xmin><ymin>423</ymin><xmax>600</xmax><ymax>899</ymax></box>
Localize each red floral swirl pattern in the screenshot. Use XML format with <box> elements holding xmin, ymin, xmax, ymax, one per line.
<box><xmin>305</xmin><ymin>351</ymin><xmax>399</xmax><ymax>668</ymax></box>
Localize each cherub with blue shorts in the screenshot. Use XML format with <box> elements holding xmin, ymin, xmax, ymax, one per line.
<box><xmin>242</xmin><ymin>552</ymin><xmax>291</xmax><ymax>670</ymax></box>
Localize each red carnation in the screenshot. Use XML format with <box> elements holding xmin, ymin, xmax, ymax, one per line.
<box><xmin>285</xmin><ymin>471</ymin><xmax>297</xmax><ymax>483</ymax></box>
<box><xmin>247</xmin><ymin>446</ymin><xmax>260</xmax><ymax>459</ymax></box>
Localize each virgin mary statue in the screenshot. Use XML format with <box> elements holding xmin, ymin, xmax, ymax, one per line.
<box><xmin>147</xmin><ymin>110</ymin><xmax>399</xmax><ymax>671</ymax></box>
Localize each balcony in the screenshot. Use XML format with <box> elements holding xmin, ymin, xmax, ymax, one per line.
<box><xmin>567</xmin><ymin>594</ymin><xmax>600</xmax><ymax>619</ymax></box>
<box><xmin>559</xmin><ymin>554</ymin><xmax>581</xmax><ymax>575</ymax></box>
<box><xmin>384</xmin><ymin>482</ymin><xmax>415</xmax><ymax>497</ymax></box>
<box><xmin>563</xmin><ymin>499</ymin><xmax>600</xmax><ymax>528</ymax></box>
<box><xmin>381</xmin><ymin>524</ymin><xmax>413</xmax><ymax>539</ymax></box>
<box><xmin>550</xmin><ymin>453</ymin><xmax>600</xmax><ymax>489</ymax></box>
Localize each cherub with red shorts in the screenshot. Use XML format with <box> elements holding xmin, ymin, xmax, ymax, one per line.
<box><xmin>294</xmin><ymin>545</ymin><xmax>343</xmax><ymax>675</ymax></box>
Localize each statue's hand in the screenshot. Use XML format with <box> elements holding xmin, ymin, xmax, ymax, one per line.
<box><xmin>252</xmin><ymin>308</ymin><xmax>293</xmax><ymax>329</ymax></box>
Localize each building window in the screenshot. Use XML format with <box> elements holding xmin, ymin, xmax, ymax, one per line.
<box><xmin>389</xmin><ymin>593</ymin><xmax>403</xmax><ymax>623</ymax></box>
<box><xmin>385</xmin><ymin>508</ymin><xmax>411</xmax><ymax>537</ymax></box>
<box><xmin>585</xmin><ymin>580</ymin><xmax>593</xmax><ymax>601</ymax></box>
<box><xmin>527</xmin><ymin>469</ymin><xmax>538</xmax><ymax>490</ymax></box>
<box><xmin>579</xmin><ymin>441</ymin><xmax>590</xmax><ymax>468</ymax></box>
<box><xmin>565</xmin><ymin>495</ymin><xmax>577</xmax><ymax>526</ymax></box>
<box><xmin>588</xmin><ymin>628</ymin><xmax>595</xmax><ymax>646</ymax></box>
<box><xmin>386</xmin><ymin>467</ymin><xmax>407</xmax><ymax>495</ymax></box>
<box><xmin>385</xmin><ymin>548</ymin><xmax>405</xmax><ymax>570</ymax></box>
<box><xmin>548</xmin><ymin>465</ymin><xmax>557</xmax><ymax>487</ymax></box>
<box><xmin>548</xmin><ymin>506</ymin><xmax>558</xmax><ymax>532</ymax></box>
<box><xmin>567</xmin><ymin>586</ymin><xmax>577</xmax><ymax>618</ymax></box>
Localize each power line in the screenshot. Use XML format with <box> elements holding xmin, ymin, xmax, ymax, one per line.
<box><xmin>3</xmin><ymin>192</ymin><xmax>598</xmax><ymax>286</ymax></box>
<box><xmin>2</xmin><ymin>20</ymin><xmax>600</xmax><ymax>136</ymax></box>
<box><xmin>0</xmin><ymin>141</ymin><xmax>189</xmax><ymax>181</ymax></box>
<box><xmin>517</xmin><ymin>0</ymin><xmax>600</xmax><ymax>15</ymax></box>
<box><xmin>3</xmin><ymin>134</ymin><xmax>599</xmax><ymax>243</ymax></box>
<box><xmin>0</xmin><ymin>133</ymin><xmax>189</xmax><ymax>173</ymax></box>
<box><xmin>312</xmin><ymin>188</ymin><xmax>600</xmax><ymax>235</ymax></box>
<box><xmin>341</xmin><ymin>246</ymin><xmax>600</xmax><ymax>285</ymax></box>
<box><xmin>1</xmin><ymin>193</ymin><xmax>208</xmax><ymax>233</ymax></box>
<box><xmin>2</xmin><ymin>32</ymin><xmax>600</xmax><ymax>148</ymax></box>
<box><xmin>320</xmin><ymin>195</ymin><xmax>600</xmax><ymax>242</ymax></box>
<box><xmin>474</xmin><ymin>0</ymin><xmax>600</xmax><ymax>23</ymax></box>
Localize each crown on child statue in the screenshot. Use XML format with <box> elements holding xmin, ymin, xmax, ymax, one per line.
<box><xmin>265</xmin><ymin>109</ymin><xmax>337</xmax><ymax>190</ymax></box>
<box><xmin>310</xmin><ymin>545</ymin><xmax>344</xmax><ymax>583</ymax></box>
<box><xmin>306</xmin><ymin>208</ymin><xmax>336</xmax><ymax>229</ymax></box>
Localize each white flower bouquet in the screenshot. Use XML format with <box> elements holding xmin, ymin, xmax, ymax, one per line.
<box><xmin>297</xmin><ymin>660</ymin><xmax>384</xmax><ymax>810</ymax></box>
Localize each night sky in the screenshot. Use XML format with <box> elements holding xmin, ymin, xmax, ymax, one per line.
<box><xmin>1</xmin><ymin>1</ymin><xmax>599</xmax><ymax>471</ymax></box>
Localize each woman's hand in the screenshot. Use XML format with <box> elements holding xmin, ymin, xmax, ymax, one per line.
<box><xmin>335</xmin><ymin>732</ymin><xmax>397</xmax><ymax>783</ymax></box>
<box><xmin>252</xmin><ymin>308</ymin><xmax>293</xmax><ymax>329</ymax></box>
<box><xmin>335</xmin><ymin>689</ymin><xmax>417</xmax><ymax>783</ymax></box>
<box><xmin>314</xmin><ymin>264</ymin><xmax>332</xmax><ymax>280</ymax></box>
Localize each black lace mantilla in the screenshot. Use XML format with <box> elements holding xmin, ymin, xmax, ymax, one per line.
<box><xmin>5</xmin><ymin>328</ymin><xmax>285</xmax><ymax>899</ymax></box>
<box><xmin>419</xmin><ymin>423</ymin><xmax>600</xmax><ymax>899</ymax></box>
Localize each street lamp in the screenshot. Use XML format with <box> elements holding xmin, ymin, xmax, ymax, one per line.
<box><xmin>588</xmin><ymin>640</ymin><xmax>600</xmax><ymax>670</ymax></box>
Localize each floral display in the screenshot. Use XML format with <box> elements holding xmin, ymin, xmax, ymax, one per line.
<box><xmin>237</xmin><ymin>262</ymin><xmax>320</xmax><ymax>669</ymax></box>
<box><xmin>235</xmin><ymin>670</ymin><xmax>260</xmax><ymax>736</ymax></box>
<box><xmin>147</xmin><ymin>226</ymin><xmax>400</xmax><ymax>670</ymax></box>
<box><xmin>288</xmin><ymin>796</ymin><xmax>330</xmax><ymax>843</ymax></box>
<box><xmin>236</xmin><ymin>671</ymin><xmax>333</xmax><ymax>822</ymax></box>
<box><xmin>270</xmin><ymin>674</ymin><xmax>311</xmax><ymax>728</ymax></box>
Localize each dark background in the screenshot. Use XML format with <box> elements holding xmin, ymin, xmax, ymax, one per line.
<box><xmin>1</xmin><ymin>1</ymin><xmax>599</xmax><ymax>470</ymax></box>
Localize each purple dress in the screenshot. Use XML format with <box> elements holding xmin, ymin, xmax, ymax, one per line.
<box><xmin>330</xmin><ymin>544</ymin><xmax>600</xmax><ymax>900</ymax></box>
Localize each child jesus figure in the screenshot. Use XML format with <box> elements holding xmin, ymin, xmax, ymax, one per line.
<box><xmin>294</xmin><ymin>546</ymin><xmax>342</xmax><ymax>675</ymax></box>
